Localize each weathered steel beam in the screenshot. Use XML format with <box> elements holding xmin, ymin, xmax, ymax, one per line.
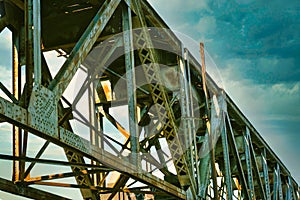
<box><xmin>179</xmin><ymin>48</ymin><xmax>197</xmax><ymax>187</ymax></box>
<box><xmin>261</xmin><ymin>149</ymin><xmax>271</xmax><ymax>200</ymax></box>
<box><xmin>0</xmin><ymin>96</ymin><xmax>186</xmax><ymax>199</ymax></box>
<box><xmin>48</xmin><ymin>0</ymin><xmax>121</xmax><ymax>101</ymax></box>
<box><xmin>11</xmin><ymin>28</ymin><xmax>21</xmax><ymax>182</ymax></box>
<box><xmin>221</xmin><ymin>111</ymin><xmax>233</xmax><ymax>199</ymax></box>
<box><xmin>131</xmin><ymin>0</ymin><xmax>196</xmax><ymax>197</ymax></box>
<box><xmin>23</xmin><ymin>141</ymin><xmax>49</xmax><ymax>178</ymax></box>
<box><xmin>32</xmin><ymin>0</ymin><xmax>41</xmax><ymax>85</ymax></box>
<box><xmin>0</xmin><ymin>154</ymin><xmax>111</xmax><ymax>170</ymax></box>
<box><xmin>246</xmin><ymin>128</ymin><xmax>266</xmax><ymax>199</ymax></box>
<box><xmin>107</xmin><ymin>175</ymin><xmax>129</xmax><ymax>200</ymax></box>
<box><xmin>124</xmin><ymin>0</ymin><xmax>181</xmax><ymax>50</ymax></box>
<box><xmin>122</xmin><ymin>2</ymin><xmax>140</xmax><ymax>167</ymax></box>
<box><xmin>71</xmin><ymin>37</ymin><xmax>122</xmax><ymax>110</ymax></box>
<box><xmin>0</xmin><ymin>177</ymin><xmax>71</xmax><ymax>200</ymax></box>
<box><xmin>225</xmin><ymin>113</ymin><xmax>250</xmax><ymax>199</ymax></box>
<box><xmin>244</xmin><ymin>128</ymin><xmax>256</xmax><ymax>199</ymax></box>
<box><xmin>0</xmin><ymin>82</ymin><xmax>18</xmax><ymax>103</ymax></box>
<box><xmin>26</xmin><ymin>169</ymin><xmax>108</xmax><ymax>184</ymax></box>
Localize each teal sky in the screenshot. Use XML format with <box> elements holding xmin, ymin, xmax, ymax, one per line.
<box><xmin>148</xmin><ymin>0</ymin><xmax>300</xmax><ymax>183</ymax></box>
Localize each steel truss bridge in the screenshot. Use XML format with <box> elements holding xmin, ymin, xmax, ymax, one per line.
<box><xmin>0</xmin><ymin>0</ymin><xmax>299</xmax><ymax>199</ymax></box>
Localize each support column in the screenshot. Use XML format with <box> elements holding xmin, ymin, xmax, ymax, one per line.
<box><xmin>221</xmin><ymin>111</ymin><xmax>233</xmax><ymax>199</ymax></box>
<box><xmin>245</xmin><ymin>127</ymin><xmax>255</xmax><ymax>199</ymax></box>
<box><xmin>122</xmin><ymin>3</ymin><xmax>140</xmax><ymax>167</ymax></box>
<box><xmin>12</xmin><ymin>29</ymin><xmax>21</xmax><ymax>182</ymax></box>
<box><xmin>179</xmin><ymin>48</ymin><xmax>196</xmax><ymax>181</ymax></box>
<box><xmin>262</xmin><ymin>149</ymin><xmax>271</xmax><ymax>200</ymax></box>
<box><xmin>200</xmin><ymin>42</ymin><xmax>218</xmax><ymax>200</ymax></box>
<box><xmin>33</xmin><ymin>0</ymin><xmax>41</xmax><ymax>85</ymax></box>
<box><xmin>25</xmin><ymin>0</ymin><xmax>34</xmax><ymax>94</ymax></box>
<box><xmin>89</xmin><ymin>74</ymin><xmax>101</xmax><ymax>186</ymax></box>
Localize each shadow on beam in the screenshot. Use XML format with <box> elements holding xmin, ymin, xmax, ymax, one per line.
<box><xmin>0</xmin><ymin>177</ymin><xmax>71</xmax><ymax>200</ymax></box>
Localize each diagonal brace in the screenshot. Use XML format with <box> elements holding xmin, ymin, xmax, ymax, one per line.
<box><xmin>48</xmin><ymin>0</ymin><xmax>121</xmax><ymax>101</ymax></box>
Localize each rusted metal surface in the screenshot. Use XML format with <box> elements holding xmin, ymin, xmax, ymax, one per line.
<box><xmin>48</xmin><ymin>0</ymin><xmax>121</xmax><ymax>101</ymax></box>
<box><xmin>28</xmin><ymin>85</ymin><xmax>58</xmax><ymax>137</ymax></box>
<box><xmin>0</xmin><ymin>177</ymin><xmax>71</xmax><ymax>200</ymax></box>
<box><xmin>0</xmin><ymin>0</ymin><xmax>299</xmax><ymax>199</ymax></box>
<box><xmin>0</xmin><ymin>96</ymin><xmax>187</xmax><ymax>199</ymax></box>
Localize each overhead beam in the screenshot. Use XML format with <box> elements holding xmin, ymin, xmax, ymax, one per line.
<box><xmin>48</xmin><ymin>0</ymin><xmax>121</xmax><ymax>101</ymax></box>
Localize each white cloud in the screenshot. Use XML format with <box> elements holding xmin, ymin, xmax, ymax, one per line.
<box><xmin>0</xmin><ymin>28</ymin><xmax>11</xmax><ymax>49</ymax></box>
<box><xmin>0</xmin><ymin>66</ymin><xmax>11</xmax><ymax>86</ymax></box>
<box><xmin>43</xmin><ymin>50</ymin><xmax>66</xmax><ymax>77</ymax></box>
<box><xmin>196</xmin><ymin>16</ymin><xmax>217</xmax><ymax>35</ymax></box>
<box><xmin>148</xmin><ymin>0</ymin><xmax>210</xmax><ymax>12</ymax></box>
<box><xmin>272</xmin><ymin>82</ymin><xmax>300</xmax><ymax>95</ymax></box>
<box><xmin>221</xmin><ymin>62</ymin><xmax>300</xmax><ymax>128</ymax></box>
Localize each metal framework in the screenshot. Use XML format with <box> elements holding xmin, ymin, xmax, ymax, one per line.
<box><xmin>0</xmin><ymin>0</ymin><xmax>299</xmax><ymax>199</ymax></box>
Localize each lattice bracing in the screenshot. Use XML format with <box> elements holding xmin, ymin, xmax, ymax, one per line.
<box><xmin>0</xmin><ymin>0</ymin><xmax>298</xmax><ymax>199</ymax></box>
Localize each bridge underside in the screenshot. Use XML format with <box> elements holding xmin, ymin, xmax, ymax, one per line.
<box><xmin>0</xmin><ymin>0</ymin><xmax>298</xmax><ymax>199</ymax></box>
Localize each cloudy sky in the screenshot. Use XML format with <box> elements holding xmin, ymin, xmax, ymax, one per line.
<box><xmin>0</xmin><ymin>0</ymin><xmax>299</xmax><ymax>198</ymax></box>
<box><xmin>148</xmin><ymin>0</ymin><xmax>300</xmax><ymax>183</ymax></box>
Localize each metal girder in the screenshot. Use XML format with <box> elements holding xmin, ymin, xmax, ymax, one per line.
<box><xmin>1</xmin><ymin>0</ymin><xmax>299</xmax><ymax>199</ymax></box>
<box><xmin>246</xmin><ymin>127</ymin><xmax>266</xmax><ymax>199</ymax></box>
<box><xmin>220</xmin><ymin>109</ymin><xmax>233</xmax><ymax>199</ymax></box>
<box><xmin>64</xmin><ymin>150</ymin><xmax>99</xmax><ymax>200</ymax></box>
<box><xmin>48</xmin><ymin>0</ymin><xmax>121</xmax><ymax>101</ymax></box>
<box><xmin>179</xmin><ymin>48</ymin><xmax>200</xmax><ymax>190</ymax></box>
<box><xmin>40</xmin><ymin>52</ymin><xmax>99</xmax><ymax>199</ymax></box>
<box><xmin>262</xmin><ymin>149</ymin><xmax>271</xmax><ymax>200</ymax></box>
<box><xmin>225</xmin><ymin>113</ymin><xmax>251</xmax><ymax>199</ymax></box>
<box><xmin>0</xmin><ymin>177</ymin><xmax>71</xmax><ymax>200</ymax></box>
<box><xmin>200</xmin><ymin>42</ymin><xmax>219</xmax><ymax>200</ymax></box>
<box><xmin>122</xmin><ymin>3</ymin><xmax>140</xmax><ymax>166</ymax></box>
<box><xmin>107</xmin><ymin>175</ymin><xmax>129</xmax><ymax>200</ymax></box>
<box><xmin>131</xmin><ymin>0</ymin><xmax>197</xmax><ymax>197</ymax></box>
<box><xmin>0</xmin><ymin>96</ymin><xmax>186</xmax><ymax>199</ymax></box>
<box><xmin>244</xmin><ymin>128</ymin><xmax>256</xmax><ymax>199</ymax></box>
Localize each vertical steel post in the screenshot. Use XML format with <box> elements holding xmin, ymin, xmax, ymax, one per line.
<box><xmin>185</xmin><ymin>48</ymin><xmax>201</xmax><ymax>193</ymax></box>
<box><xmin>88</xmin><ymin>74</ymin><xmax>99</xmax><ymax>186</ymax></box>
<box><xmin>273</xmin><ymin>167</ymin><xmax>279</xmax><ymax>200</ymax></box>
<box><xmin>286</xmin><ymin>176</ymin><xmax>293</xmax><ymax>200</ymax></box>
<box><xmin>179</xmin><ymin>47</ymin><xmax>196</xmax><ymax>185</ymax></box>
<box><xmin>200</xmin><ymin>42</ymin><xmax>219</xmax><ymax>200</ymax></box>
<box><xmin>245</xmin><ymin>127</ymin><xmax>256</xmax><ymax>199</ymax></box>
<box><xmin>122</xmin><ymin>3</ymin><xmax>140</xmax><ymax>167</ymax></box>
<box><xmin>247</xmin><ymin>127</ymin><xmax>266</xmax><ymax>199</ymax></box>
<box><xmin>225</xmin><ymin>112</ymin><xmax>250</xmax><ymax>199</ymax></box>
<box><xmin>262</xmin><ymin>149</ymin><xmax>271</xmax><ymax>200</ymax></box>
<box><xmin>33</xmin><ymin>0</ymin><xmax>41</xmax><ymax>85</ymax></box>
<box><xmin>12</xmin><ymin>29</ymin><xmax>21</xmax><ymax>182</ymax></box>
<box><xmin>221</xmin><ymin>111</ymin><xmax>233</xmax><ymax>199</ymax></box>
<box><xmin>25</xmin><ymin>0</ymin><xmax>34</xmax><ymax>92</ymax></box>
<box><xmin>277</xmin><ymin>164</ymin><xmax>284</xmax><ymax>200</ymax></box>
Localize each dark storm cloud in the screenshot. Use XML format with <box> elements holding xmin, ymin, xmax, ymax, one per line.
<box><xmin>204</xmin><ymin>0</ymin><xmax>300</xmax><ymax>84</ymax></box>
<box><xmin>148</xmin><ymin>0</ymin><xmax>300</xmax><ymax>183</ymax></box>
<box><xmin>150</xmin><ymin>0</ymin><xmax>300</xmax><ymax>84</ymax></box>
